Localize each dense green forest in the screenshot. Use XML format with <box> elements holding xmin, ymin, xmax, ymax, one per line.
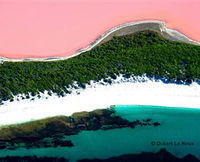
<box><xmin>0</xmin><ymin>31</ymin><xmax>200</xmax><ymax>102</ymax></box>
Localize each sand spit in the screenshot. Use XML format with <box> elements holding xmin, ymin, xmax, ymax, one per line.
<box><xmin>0</xmin><ymin>76</ymin><xmax>200</xmax><ymax>126</ymax></box>
<box><xmin>0</xmin><ymin>20</ymin><xmax>199</xmax><ymax>63</ymax></box>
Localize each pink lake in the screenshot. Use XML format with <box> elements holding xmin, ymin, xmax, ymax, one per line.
<box><xmin>0</xmin><ymin>0</ymin><xmax>199</xmax><ymax>59</ymax></box>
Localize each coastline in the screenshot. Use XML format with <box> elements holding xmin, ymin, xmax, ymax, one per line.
<box><xmin>0</xmin><ymin>20</ymin><xmax>199</xmax><ymax>63</ymax></box>
<box><xmin>0</xmin><ymin>76</ymin><xmax>200</xmax><ymax>126</ymax></box>
<box><xmin>0</xmin><ymin>104</ymin><xmax>200</xmax><ymax>161</ymax></box>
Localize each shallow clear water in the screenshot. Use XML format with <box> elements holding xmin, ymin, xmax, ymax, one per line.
<box><xmin>0</xmin><ymin>105</ymin><xmax>200</xmax><ymax>162</ymax></box>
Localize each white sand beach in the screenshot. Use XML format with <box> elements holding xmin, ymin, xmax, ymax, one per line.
<box><xmin>0</xmin><ymin>76</ymin><xmax>200</xmax><ymax>126</ymax></box>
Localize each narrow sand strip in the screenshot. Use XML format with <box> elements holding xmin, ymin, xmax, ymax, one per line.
<box><xmin>0</xmin><ymin>20</ymin><xmax>199</xmax><ymax>63</ymax></box>
<box><xmin>0</xmin><ymin>77</ymin><xmax>200</xmax><ymax>126</ymax></box>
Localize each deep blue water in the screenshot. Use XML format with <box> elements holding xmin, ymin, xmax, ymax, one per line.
<box><xmin>0</xmin><ymin>105</ymin><xmax>200</xmax><ymax>162</ymax></box>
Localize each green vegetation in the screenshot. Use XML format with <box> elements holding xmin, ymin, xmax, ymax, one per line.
<box><xmin>0</xmin><ymin>108</ymin><xmax>159</xmax><ymax>150</ymax></box>
<box><xmin>0</xmin><ymin>31</ymin><xmax>200</xmax><ymax>102</ymax></box>
<box><xmin>0</xmin><ymin>109</ymin><xmax>112</xmax><ymax>150</ymax></box>
<box><xmin>0</xmin><ymin>108</ymin><xmax>116</xmax><ymax>141</ymax></box>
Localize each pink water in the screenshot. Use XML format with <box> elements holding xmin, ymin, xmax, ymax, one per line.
<box><xmin>0</xmin><ymin>0</ymin><xmax>199</xmax><ymax>59</ymax></box>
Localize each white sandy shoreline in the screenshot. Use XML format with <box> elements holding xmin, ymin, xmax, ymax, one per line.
<box><xmin>0</xmin><ymin>20</ymin><xmax>199</xmax><ymax>63</ymax></box>
<box><xmin>0</xmin><ymin>76</ymin><xmax>200</xmax><ymax>126</ymax></box>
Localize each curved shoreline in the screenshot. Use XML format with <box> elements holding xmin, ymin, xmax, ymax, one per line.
<box><xmin>0</xmin><ymin>20</ymin><xmax>199</xmax><ymax>63</ymax></box>
<box><xmin>0</xmin><ymin>76</ymin><xmax>200</xmax><ymax>127</ymax></box>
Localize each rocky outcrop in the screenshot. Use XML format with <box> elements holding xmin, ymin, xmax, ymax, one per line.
<box><xmin>79</xmin><ymin>148</ymin><xmax>200</xmax><ymax>162</ymax></box>
<box><xmin>0</xmin><ymin>108</ymin><xmax>160</xmax><ymax>150</ymax></box>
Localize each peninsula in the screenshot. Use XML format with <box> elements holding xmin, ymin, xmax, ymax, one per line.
<box><xmin>0</xmin><ymin>20</ymin><xmax>199</xmax><ymax>63</ymax></box>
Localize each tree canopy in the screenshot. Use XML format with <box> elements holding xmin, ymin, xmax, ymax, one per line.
<box><xmin>0</xmin><ymin>31</ymin><xmax>200</xmax><ymax>102</ymax></box>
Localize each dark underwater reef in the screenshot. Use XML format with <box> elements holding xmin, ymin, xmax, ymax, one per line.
<box><xmin>0</xmin><ymin>108</ymin><xmax>160</xmax><ymax>150</ymax></box>
<box><xmin>0</xmin><ymin>149</ymin><xmax>199</xmax><ymax>162</ymax></box>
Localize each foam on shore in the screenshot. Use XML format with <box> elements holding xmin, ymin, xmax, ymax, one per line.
<box><xmin>0</xmin><ymin>76</ymin><xmax>200</xmax><ymax>126</ymax></box>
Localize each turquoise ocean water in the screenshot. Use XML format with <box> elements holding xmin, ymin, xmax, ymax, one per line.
<box><xmin>0</xmin><ymin>105</ymin><xmax>200</xmax><ymax>161</ymax></box>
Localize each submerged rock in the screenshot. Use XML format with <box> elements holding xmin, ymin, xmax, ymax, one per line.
<box><xmin>79</xmin><ymin>148</ymin><xmax>200</xmax><ymax>162</ymax></box>
<box><xmin>0</xmin><ymin>108</ymin><xmax>160</xmax><ymax>150</ymax></box>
